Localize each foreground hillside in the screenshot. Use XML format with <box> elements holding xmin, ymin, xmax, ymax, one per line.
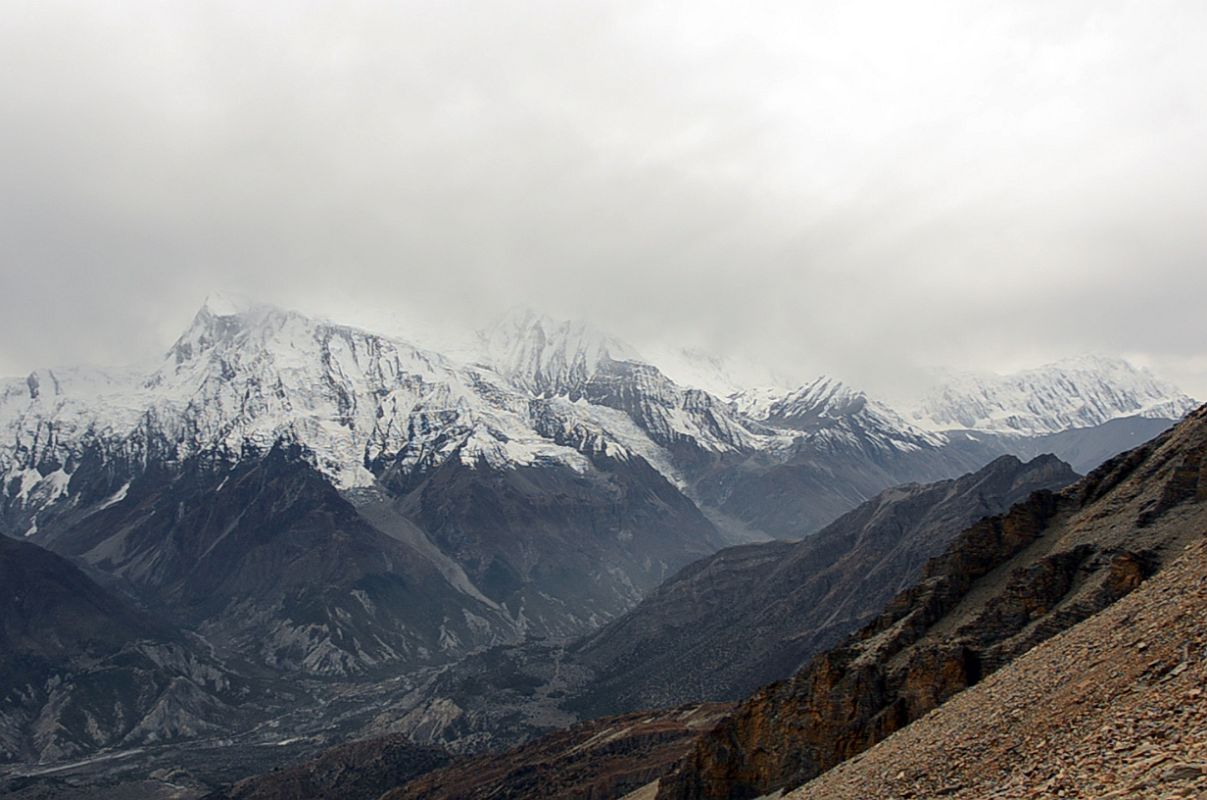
<box><xmin>657</xmin><ymin>404</ymin><xmax>1207</xmax><ymax>798</ymax></box>
<box><xmin>791</xmin><ymin>536</ymin><xmax>1207</xmax><ymax>799</ymax></box>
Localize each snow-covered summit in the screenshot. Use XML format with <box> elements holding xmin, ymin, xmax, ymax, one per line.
<box><xmin>909</xmin><ymin>355</ymin><xmax>1198</xmax><ymax>436</ymax></box>
<box><xmin>730</xmin><ymin>376</ymin><xmax>945</xmax><ymax>453</ymax></box>
<box><xmin>1</xmin><ymin>301</ymin><xmax>613</xmax><ymax>499</ymax></box>
<box><xmin>198</xmin><ymin>290</ymin><xmax>259</xmax><ymax>317</ymax></box>
<box><xmin>477</xmin><ymin>308</ymin><xmax>643</xmax><ymax>397</ymax></box>
<box><xmin>640</xmin><ymin>345</ymin><xmax>801</xmax><ymax>398</ymax></box>
<box><xmin>3</xmin><ymin>300</ymin><xmax>1196</xmax><ymax>527</ymax></box>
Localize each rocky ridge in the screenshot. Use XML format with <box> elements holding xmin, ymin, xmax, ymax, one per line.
<box><xmin>0</xmin><ymin>536</ymin><xmax>267</xmax><ymax>765</ymax></box>
<box><xmin>656</xmin><ymin>403</ymin><xmax>1207</xmax><ymax>799</ymax></box>
<box><xmin>571</xmin><ymin>453</ymin><xmax>1079</xmax><ymax>715</ymax></box>
<box><xmin>790</xmin><ymin>535</ymin><xmax>1207</xmax><ymax>800</ymax></box>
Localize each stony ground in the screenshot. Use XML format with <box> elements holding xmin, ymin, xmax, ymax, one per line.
<box><xmin>790</xmin><ymin>534</ymin><xmax>1207</xmax><ymax>800</ymax></box>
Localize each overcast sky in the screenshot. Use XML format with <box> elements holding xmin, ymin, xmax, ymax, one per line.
<box><xmin>1</xmin><ymin>0</ymin><xmax>1205</xmax><ymax>397</ymax></box>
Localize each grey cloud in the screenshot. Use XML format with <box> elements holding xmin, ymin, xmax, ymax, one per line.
<box><xmin>1</xmin><ymin>0</ymin><xmax>1204</xmax><ymax>396</ymax></box>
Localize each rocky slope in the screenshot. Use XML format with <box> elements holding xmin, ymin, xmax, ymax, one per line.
<box><xmin>0</xmin><ymin>536</ymin><xmax>263</xmax><ymax>765</ymax></box>
<box><xmin>656</xmin><ymin>403</ymin><xmax>1207</xmax><ymax>799</ymax></box>
<box><xmin>36</xmin><ymin>443</ymin><xmax>522</xmax><ymax>677</ymax></box>
<box><xmin>571</xmin><ymin>454</ymin><xmax>1078</xmax><ymax>715</ymax></box>
<box><xmin>298</xmin><ymin>455</ymin><xmax>1075</xmax><ymax>756</ymax></box>
<box><xmin>790</xmin><ymin>536</ymin><xmax>1207</xmax><ymax>800</ymax></box>
<box><xmin>193</xmin><ymin>453</ymin><xmax>1081</xmax><ymax>776</ymax></box>
<box><xmin>384</xmin><ymin>704</ymin><xmax>730</xmax><ymax>800</ymax></box>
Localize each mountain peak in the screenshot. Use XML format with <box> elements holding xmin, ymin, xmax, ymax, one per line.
<box><xmin>478</xmin><ymin>308</ymin><xmax>642</xmax><ymax>397</ymax></box>
<box><xmin>199</xmin><ymin>291</ymin><xmax>260</xmax><ymax>318</ymax></box>
<box><xmin>911</xmin><ymin>354</ymin><xmax>1197</xmax><ymax>435</ymax></box>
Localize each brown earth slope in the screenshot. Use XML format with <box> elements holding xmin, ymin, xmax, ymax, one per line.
<box><xmin>658</xmin><ymin>405</ymin><xmax>1207</xmax><ymax>799</ymax></box>
<box><xmin>790</xmin><ymin>535</ymin><xmax>1207</xmax><ymax>800</ymax></box>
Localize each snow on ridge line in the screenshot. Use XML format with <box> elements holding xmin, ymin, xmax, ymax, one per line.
<box><xmin>0</xmin><ymin>302</ymin><xmax>697</xmax><ymax>503</ymax></box>
<box><xmin>906</xmin><ymin>357</ymin><xmax>1198</xmax><ymax>435</ymax></box>
<box><xmin>2</xmin><ymin>298</ymin><xmax>1196</xmax><ymax>512</ymax></box>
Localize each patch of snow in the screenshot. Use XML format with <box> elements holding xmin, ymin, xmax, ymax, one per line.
<box><xmin>97</xmin><ymin>481</ymin><xmax>130</xmax><ymax>510</ymax></box>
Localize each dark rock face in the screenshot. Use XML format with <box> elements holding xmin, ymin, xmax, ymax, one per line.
<box><xmin>0</xmin><ymin>534</ymin><xmax>163</xmax><ymax>658</ymax></box>
<box><xmin>35</xmin><ymin>443</ymin><xmax>519</xmax><ymax>677</ymax></box>
<box><xmin>393</xmin><ymin>448</ymin><xmax>726</xmax><ymax>637</ymax></box>
<box><xmin>22</xmin><ymin>437</ymin><xmax>724</xmax><ymax>680</ymax></box>
<box><xmin>28</xmin><ymin>444</ymin><xmax>516</xmax><ymax>680</ymax></box>
<box><xmin>572</xmin><ymin>454</ymin><xmax>1078</xmax><ymax>715</ymax></box>
<box><xmin>656</xmin><ymin>404</ymin><xmax>1207</xmax><ymax>800</ymax></box>
<box><xmin>382</xmin><ymin>704</ymin><xmax>731</xmax><ymax>800</ymax></box>
<box><xmin>212</xmin><ymin>735</ymin><xmax>451</xmax><ymax>800</ymax></box>
<box><xmin>0</xmin><ymin>537</ymin><xmax>255</xmax><ymax>765</ymax></box>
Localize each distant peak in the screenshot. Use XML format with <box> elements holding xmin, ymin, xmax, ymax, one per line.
<box><xmin>480</xmin><ymin>307</ymin><xmax>641</xmax><ymax>363</ymax></box>
<box><xmin>476</xmin><ymin>307</ymin><xmax>645</xmax><ymax>396</ymax></box>
<box><xmin>911</xmin><ymin>353</ymin><xmax>1196</xmax><ymax>435</ymax></box>
<box><xmin>167</xmin><ymin>293</ymin><xmax>280</xmax><ymax>365</ymax></box>
<box><xmin>1036</xmin><ymin>353</ymin><xmax>1137</xmax><ymax>373</ymax></box>
<box><xmin>200</xmin><ymin>291</ymin><xmax>260</xmax><ymax>318</ymax></box>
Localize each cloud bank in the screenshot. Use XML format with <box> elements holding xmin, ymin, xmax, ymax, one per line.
<box><xmin>2</xmin><ymin>0</ymin><xmax>1205</xmax><ymax>396</ymax></box>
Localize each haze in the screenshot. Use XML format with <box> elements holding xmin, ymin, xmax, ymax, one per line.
<box><xmin>1</xmin><ymin>0</ymin><xmax>1205</xmax><ymax>397</ymax></box>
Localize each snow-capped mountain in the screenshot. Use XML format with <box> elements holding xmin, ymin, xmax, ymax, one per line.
<box><xmin>477</xmin><ymin>308</ymin><xmax>641</xmax><ymax>398</ymax></box>
<box><xmin>729</xmin><ymin>377</ymin><xmax>945</xmax><ymax>455</ymax></box>
<box><xmin>1</xmin><ymin>299</ymin><xmax>1197</xmax><ymax>678</ymax></box>
<box><xmin>0</xmin><ymin>299</ymin><xmax>736</xmax><ymax>675</ymax></box>
<box><xmin>909</xmin><ymin>355</ymin><xmax>1198</xmax><ymax>436</ymax></box>
<box><xmin>474</xmin><ymin>308</ymin><xmax>774</xmax><ymax>464</ymax></box>
<box><xmin>0</xmin><ymin>298</ymin><xmax>1198</xmax><ymax>777</ymax></box>
<box><xmin>1</xmin><ymin>299</ymin><xmax>667</xmax><ymax>507</ymax></box>
<box><xmin>4</xmin><ymin>303</ymin><xmax>1194</xmax><ymax>539</ymax></box>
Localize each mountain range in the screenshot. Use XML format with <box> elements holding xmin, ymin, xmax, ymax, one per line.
<box><xmin>0</xmin><ymin>297</ymin><xmax>1199</xmax><ymax>792</ymax></box>
<box><xmin>209</xmin><ymin>400</ymin><xmax>1207</xmax><ymax>800</ymax></box>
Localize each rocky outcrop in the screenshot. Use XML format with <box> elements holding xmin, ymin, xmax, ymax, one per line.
<box><xmin>657</xmin><ymin>405</ymin><xmax>1206</xmax><ymax>799</ymax></box>
<box><xmin>212</xmin><ymin>735</ymin><xmax>451</xmax><ymax>800</ymax></box>
<box><xmin>789</xmin><ymin>538</ymin><xmax>1207</xmax><ymax>799</ymax></box>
